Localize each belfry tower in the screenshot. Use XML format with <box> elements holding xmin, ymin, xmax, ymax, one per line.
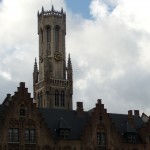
<box><xmin>33</xmin><ymin>6</ymin><xmax>73</xmax><ymax>110</ymax></box>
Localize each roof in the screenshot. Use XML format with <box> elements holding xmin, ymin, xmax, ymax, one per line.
<box><xmin>39</xmin><ymin>108</ymin><xmax>89</xmax><ymax>139</ymax></box>
<box><xmin>109</xmin><ymin>113</ymin><xmax>144</xmax><ymax>134</ymax></box>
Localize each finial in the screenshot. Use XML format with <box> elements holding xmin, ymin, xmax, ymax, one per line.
<box><xmin>42</xmin><ymin>6</ymin><xmax>44</xmax><ymax>12</ymax></box>
<box><xmin>35</xmin><ymin>57</ymin><xmax>37</xmax><ymax>62</ymax></box>
<box><xmin>37</xmin><ymin>11</ymin><xmax>39</xmax><ymax>16</ymax></box>
<box><xmin>61</xmin><ymin>7</ymin><xmax>63</xmax><ymax>13</ymax></box>
<box><xmin>52</xmin><ymin>5</ymin><xmax>54</xmax><ymax>11</ymax></box>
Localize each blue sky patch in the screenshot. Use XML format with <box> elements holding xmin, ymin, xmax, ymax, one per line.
<box><xmin>66</xmin><ymin>0</ymin><xmax>91</xmax><ymax>19</ymax></box>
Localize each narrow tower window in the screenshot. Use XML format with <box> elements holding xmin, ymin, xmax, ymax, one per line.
<box><xmin>49</xmin><ymin>61</ymin><xmax>53</xmax><ymax>72</ymax></box>
<box><xmin>40</xmin><ymin>29</ymin><xmax>43</xmax><ymax>43</ymax></box>
<box><xmin>55</xmin><ymin>25</ymin><xmax>60</xmax><ymax>51</ymax></box>
<box><xmin>46</xmin><ymin>26</ymin><xmax>51</xmax><ymax>53</ymax></box>
<box><xmin>47</xmin><ymin>26</ymin><xmax>51</xmax><ymax>42</ymax></box>
<box><xmin>55</xmin><ymin>90</ymin><xmax>59</xmax><ymax>106</ymax></box>
<box><xmin>60</xmin><ymin>90</ymin><xmax>65</xmax><ymax>107</ymax></box>
<box><xmin>38</xmin><ymin>92</ymin><xmax>43</xmax><ymax>108</ymax></box>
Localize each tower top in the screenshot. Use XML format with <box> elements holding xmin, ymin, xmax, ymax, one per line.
<box><xmin>38</xmin><ymin>5</ymin><xmax>65</xmax><ymax>18</ymax></box>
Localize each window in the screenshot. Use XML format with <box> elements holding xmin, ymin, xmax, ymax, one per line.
<box><xmin>8</xmin><ymin>128</ymin><xmax>19</xmax><ymax>143</ymax></box>
<box><xmin>55</xmin><ymin>25</ymin><xmax>60</xmax><ymax>51</ymax></box>
<box><xmin>99</xmin><ymin>116</ymin><xmax>103</xmax><ymax>121</ymax></box>
<box><xmin>97</xmin><ymin>132</ymin><xmax>106</xmax><ymax>146</ymax></box>
<box><xmin>96</xmin><ymin>124</ymin><xmax>106</xmax><ymax>148</ymax></box>
<box><xmin>59</xmin><ymin>129</ymin><xmax>70</xmax><ymax>139</ymax></box>
<box><xmin>127</xmin><ymin>135</ymin><xmax>136</xmax><ymax>143</ymax></box>
<box><xmin>47</xmin><ymin>26</ymin><xmax>51</xmax><ymax>42</ymax></box>
<box><xmin>25</xmin><ymin>129</ymin><xmax>36</xmax><ymax>143</ymax></box>
<box><xmin>55</xmin><ymin>90</ymin><xmax>59</xmax><ymax>106</ymax></box>
<box><xmin>60</xmin><ymin>91</ymin><xmax>65</xmax><ymax>107</ymax></box>
<box><xmin>40</xmin><ymin>29</ymin><xmax>43</xmax><ymax>43</ymax></box>
<box><xmin>49</xmin><ymin>61</ymin><xmax>53</xmax><ymax>72</ymax></box>
<box><xmin>20</xmin><ymin>104</ymin><xmax>26</xmax><ymax>117</ymax></box>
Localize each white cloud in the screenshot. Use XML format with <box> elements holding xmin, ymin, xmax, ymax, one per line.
<box><xmin>66</xmin><ymin>0</ymin><xmax>150</xmax><ymax>114</ymax></box>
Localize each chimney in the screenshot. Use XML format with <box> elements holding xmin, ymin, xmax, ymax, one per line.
<box><xmin>76</xmin><ymin>102</ymin><xmax>84</xmax><ymax>117</ymax></box>
<box><xmin>128</xmin><ymin>110</ymin><xmax>133</xmax><ymax>117</ymax></box>
<box><xmin>128</xmin><ymin>110</ymin><xmax>136</xmax><ymax>128</ymax></box>
<box><xmin>134</xmin><ymin>110</ymin><xmax>139</xmax><ymax>116</ymax></box>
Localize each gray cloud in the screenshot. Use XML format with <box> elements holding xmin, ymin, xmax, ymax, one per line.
<box><xmin>1</xmin><ymin>0</ymin><xmax>150</xmax><ymax>116</ymax></box>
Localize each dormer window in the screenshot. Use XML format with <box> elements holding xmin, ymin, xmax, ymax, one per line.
<box><xmin>59</xmin><ymin>129</ymin><xmax>70</xmax><ymax>139</ymax></box>
<box><xmin>56</xmin><ymin>118</ymin><xmax>71</xmax><ymax>139</ymax></box>
<box><xmin>20</xmin><ymin>104</ymin><xmax>26</xmax><ymax>117</ymax></box>
<box><xmin>127</xmin><ymin>134</ymin><xmax>136</xmax><ymax>143</ymax></box>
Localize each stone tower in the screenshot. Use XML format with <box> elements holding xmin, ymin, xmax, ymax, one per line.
<box><xmin>33</xmin><ymin>6</ymin><xmax>73</xmax><ymax>110</ymax></box>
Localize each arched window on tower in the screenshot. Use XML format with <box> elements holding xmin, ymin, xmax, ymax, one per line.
<box><xmin>46</xmin><ymin>25</ymin><xmax>51</xmax><ymax>42</ymax></box>
<box><xmin>40</xmin><ymin>28</ymin><xmax>43</xmax><ymax>43</ymax></box>
<box><xmin>49</xmin><ymin>61</ymin><xmax>53</xmax><ymax>72</ymax></box>
<box><xmin>60</xmin><ymin>90</ymin><xmax>65</xmax><ymax>107</ymax></box>
<box><xmin>46</xmin><ymin>25</ymin><xmax>51</xmax><ymax>54</ymax></box>
<box><xmin>55</xmin><ymin>90</ymin><xmax>59</xmax><ymax>106</ymax></box>
<box><xmin>55</xmin><ymin>25</ymin><xmax>60</xmax><ymax>51</ymax></box>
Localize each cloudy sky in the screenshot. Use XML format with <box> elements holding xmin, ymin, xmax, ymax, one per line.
<box><xmin>1</xmin><ymin>0</ymin><xmax>150</xmax><ymax>115</ymax></box>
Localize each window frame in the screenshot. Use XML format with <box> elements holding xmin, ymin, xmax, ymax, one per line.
<box><xmin>8</xmin><ymin>128</ymin><xmax>19</xmax><ymax>143</ymax></box>
<box><xmin>25</xmin><ymin>128</ymin><xmax>36</xmax><ymax>144</ymax></box>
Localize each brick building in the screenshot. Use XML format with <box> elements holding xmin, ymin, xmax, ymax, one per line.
<box><xmin>0</xmin><ymin>6</ymin><xmax>150</xmax><ymax>150</ymax></box>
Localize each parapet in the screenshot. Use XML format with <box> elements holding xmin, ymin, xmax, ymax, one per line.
<box><xmin>38</xmin><ymin>5</ymin><xmax>65</xmax><ymax>18</ymax></box>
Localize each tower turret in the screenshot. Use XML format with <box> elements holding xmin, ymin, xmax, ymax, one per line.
<box><xmin>33</xmin><ymin>58</ymin><xmax>39</xmax><ymax>83</ymax></box>
<box><xmin>67</xmin><ymin>54</ymin><xmax>73</xmax><ymax>97</ymax></box>
<box><xmin>33</xmin><ymin>6</ymin><xmax>73</xmax><ymax>110</ymax></box>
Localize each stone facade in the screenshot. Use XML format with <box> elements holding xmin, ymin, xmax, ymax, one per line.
<box><xmin>1</xmin><ymin>83</ymin><xmax>150</xmax><ymax>150</ymax></box>
<box><xmin>1</xmin><ymin>5</ymin><xmax>150</xmax><ymax>150</ymax></box>
<box><xmin>33</xmin><ymin>6</ymin><xmax>73</xmax><ymax>110</ymax></box>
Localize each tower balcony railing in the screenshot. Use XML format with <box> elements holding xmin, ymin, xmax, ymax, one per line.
<box><xmin>35</xmin><ymin>78</ymin><xmax>70</xmax><ymax>90</ymax></box>
<box><xmin>49</xmin><ymin>78</ymin><xmax>69</xmax><ymax>87</ymax></box>
<box><xmin>39</xmin><ymin>10</ymin><xmax>64</xmax><ymax>17</ymax></box>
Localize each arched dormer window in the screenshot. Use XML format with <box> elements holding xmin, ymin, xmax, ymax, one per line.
<box><xmin>55</xmin><ymin>25</ymin><xmax>60</xmax><ymax>51</ymax></box>
<box><xmin>60</xmin><ymin>90</ymin><xmax>65</xmax><ymax>107</ymax></box>
<box><xmin>96</xmin><ymin>125</ymin><xmax>106</xmax><ymax>149</ymax></box>
<box><xmin>20</xmin><ymin>104</ymin><xmax>26</xmax><ymax>117</ymax></box>
<box><xmin>55</xmin><ymin>90</ymin><xmax>59</xmax><ymax>106</ymax></box>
